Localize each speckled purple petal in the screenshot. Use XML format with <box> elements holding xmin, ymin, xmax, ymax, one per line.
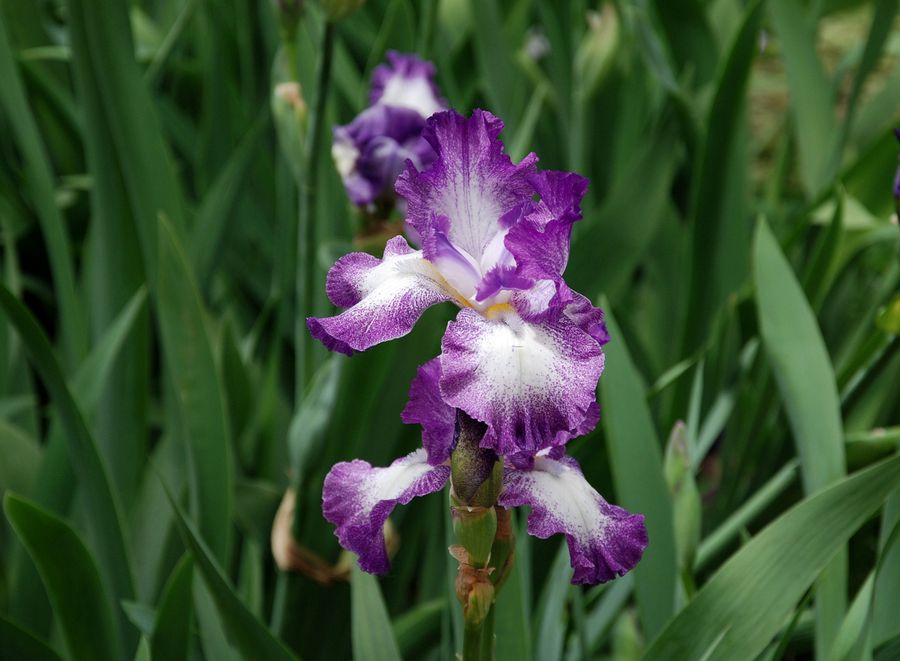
<box><xmin>439</xmin><ymin>307</ymin><xmax>604</xmax><ymax>457</ymax></box>
<box><xmin>323</xmin><ymin>449</ymin><xmax>450</xmax><ymax>574</ymax></box>
<box><xmin>307</xmin><ymin>236</ymin><xmax>453</xmax><ymax>355</ymax></box>
<box><xmin>499</xmin><ymin>455</ymin><xmax>647</xmax><ymax>584</ymax></box>
<box><xmin>396</xmin><ymin>109</ymin><xmax>538</xmax><ymax>261</ymax></box>
<box><xmin>370</xmin><ymin>51</ymin><xmax>446</xmax><ymax>118</ymax></box>
<box><xmin>401</xmin><ymin>357</ymin><xmax>456</xmax><ymax>464</ymax></box>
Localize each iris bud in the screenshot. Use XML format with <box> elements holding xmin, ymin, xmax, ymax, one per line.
<box><xmin>450</xmin><ymin>410</ymin><xmax>502</xmax><ymax>507</ymax></box>
<box><xmin>320</xmin><ymin>0</ymin><xmax>364</xmax><ymax>21</ymax></box>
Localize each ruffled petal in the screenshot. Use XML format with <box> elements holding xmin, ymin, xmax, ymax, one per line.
<box><xmin>502</xmin><ymin>171</ymin><xmax>588</xmax><ymax>319</ymax></box>
<box><xmin>499</xmin><ymin>455</ymin><xmax>647</xmax><ymax>584</ymax></box>
<box><xmin>439</xmin><ymin>307</ymin><xmax>604</xmax><ymax>456</ymax></box>
<box><xmin>323</xmin><ymin>449</ymin><xmax>450</xmax><ymax>574</ymax></box>
<box><xmin>396</xmin><ymin>109</ymin><xmax>538</xmax><ymax>262</ymax></box>
<box><xmin>563</xmin><ymin>292</ymin><xmax>610</xmax><ymax>346</ymax></box>
<box><xmin>307</xmin><ymin>236</ymin><xmax>453</xmax><ymax>355</ymax></box>
<box><xmin>401</xmin><ymin>357</ymin><xmax>456</xmax><ymax>464</ymax></box>
<box><xmin>370</xmin><ymin>51</ymin><xmax>445</xmax><ymax>118</ymax></box>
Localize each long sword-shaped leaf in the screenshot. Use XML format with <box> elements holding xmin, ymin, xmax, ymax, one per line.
<box><xmin>352</xmin><ymin>564</ymin><xmax>402</xmax><ymax>661</ymax></box>
<box><xmin>645</xmin><ymin>454</ymin><xmax>900</xmax><ymax>660</ymax></box>
<box><xmin>0</xmin><ymin>15</ymin><xmax>85</xmax><ymax>368</ymax></box>
<box><xmin>0</xmin><ymin>616</ymin><xmax>62</xmax><ymax>661</ymax></box>
<box><xmin>681</xmin><ymin>0</ymin><xmax>762</xmax><ymax>357</ymax></box>
<box><xmin>4</xmin><ymin>494</ymin><xmax>121</xmax><ymax>660</ymax></box>
<box><xmin>156</xmin><ymin>214</ymin><xmax>233</xmax><ymax>562</ymax></box>
<box><xmin>768</xmin><ymin>0</ymin><xmax>837</xmax><ymax>196</ymax></box>
<box><xmin>163</xmin><ymin>484</ymin><xmax>297</xmax><ymax>661</ymax></box>
<box><xmin>754</xmin><ymin>218</ymin><xmax>847</xmax><ymax>657</ymax></box>
<box><xmin>601</xmin><ymin>303</ymin><xmax>678</xmax><ymax>639</ymax></box>
<box><xmin>0</xmin><ymin>285</ymin><xmax>135</xmax><ymax>607</ymax></box>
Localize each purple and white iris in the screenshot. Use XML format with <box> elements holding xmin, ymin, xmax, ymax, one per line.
<box><xmin>332</xmin><ymin>51</ymin><xmax>446</xmax><ymax>208</ymax></box>
<box><xmin>313</xmin><ymin>109</ymin><xmax>647</xmax><ymax>585</ymax></box>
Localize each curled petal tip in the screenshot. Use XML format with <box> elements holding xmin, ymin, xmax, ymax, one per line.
<box><xmin>499</xmin><ymin>455</ymin><xmax>647</xmax><ymax>585</ymax></box>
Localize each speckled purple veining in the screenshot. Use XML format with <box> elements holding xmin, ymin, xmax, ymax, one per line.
<box><xmin>500</xmin><ymin>455</ymin><xmax>647</xmax><ymax>584</ymax></box>
<box><xmin>322</xmin><ymin>450</ymin><xmax>450</xmax><ymax>574</ymax></box>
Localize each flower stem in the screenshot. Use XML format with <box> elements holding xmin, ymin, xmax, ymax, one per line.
<box><xmin>295</xmin><ymin>20</ymin><xmax>336</xmax><ymax>401</ymax></box>
<box><xmin>479</xmin><ymin>605</ymin><xmax>496</xmax><ymax>660</ymax></box>
<box><xmin>464</xmin><ymin>617</ymin><xmax>485</xmax><ymax>660</ymax></box>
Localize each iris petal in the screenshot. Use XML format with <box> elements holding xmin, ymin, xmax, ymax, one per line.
<box><xmin>499</xmin><ymin>454</ymin><xmax>647</xmax><ymax>584</ymax></box>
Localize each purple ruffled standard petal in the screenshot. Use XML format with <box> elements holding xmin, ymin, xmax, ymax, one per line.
<box><xmin>397</xmin><ymin>109</ymin><xmax>538</xmax><ymax>262</ymax></box>
<box><xmin>370</xmin><ymin>51</ymin><xmax>445</xmax><ymax>118</ymax></box>
<box><xmin>332</xmin><ymin>105</ymin><xmax>436</xmax><ymax>207</ymax></box>
<box><xmin>401</xmin><ymin>357</ymin><xmax>456</xmax><ymax>464</ymax></box>
<box><xmin>323</xmin><ymin>449</ymin><xmax>450</xmax><ymax>574</ymax></box>
<box><xmin>439</xmin><ymin>307</ymin><xmax>604</xmax><ymax>457</ymax></box>
<box><xmin>499</xmin><ymin>455</ymin><xmax>647</xmax><ymax>584</ymax></box>
<box><xmin>307</xmin><ymin>236</ymin><xmax>453</xmax><ymax>355</ymax></box>
<box><xmin>501</xmin><ymin>171</ymin><xmax>589</xmax><ymax>320</ymax></box>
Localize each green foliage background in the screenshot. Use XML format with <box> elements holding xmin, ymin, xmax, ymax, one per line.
<box><xmin>0</xmin><ymin>0</ymin><xmax>898</xmax><ymax>659</ymax></box>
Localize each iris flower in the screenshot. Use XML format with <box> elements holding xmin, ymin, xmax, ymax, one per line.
<box><xmin>331</xmin><ymin>51</ymin><xmax>446</xmax><ymax>208</ymax></box>
<box><xmin>312</xmin><ymin>109</ymin><xmax>647</xmax><ymax>584</ymax></box>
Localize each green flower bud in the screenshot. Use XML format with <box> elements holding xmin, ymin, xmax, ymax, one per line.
<box><xmin>575</xmin><ymin>3</ymin><xmax>619</xmax><ymax>100</ymax></box>
<box><xmin>664</xmin><ymin>421</ymin><xmax>701</xmax><ymax>572</ymax></box>
<box><xmin>450</xmin><ymin>410</ymin><xmax>502</xmax><ymax>507</ymax></box>
<box><xmin>319</xmin><ymin>0</ymin><xmax>364</xmax><ymax>22</ymax></box>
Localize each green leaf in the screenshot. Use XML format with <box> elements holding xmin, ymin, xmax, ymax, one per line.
<box><xmin>0</xmin><ymin>285</ymin><xmax>135</xmax><ymax>606</ymax></box>
<box><xmin>156</xmin><ymin>214</ymin><xmax>233</xmax><ymax>562</ymax></box>
<box><xmin>768</xmin><ymin>0</ymin><xmax>837</xmax><ymax>195</ymax></box>
<box><xmin>533</xmin><ymin>542</ymin><xmax>571</xmax><ymax>661</ymax></box>
<box><xmin>4</xmin><ymin>493</ymin><xmax>121</xmax><ymax>660</ymax></box>
<box><xmin>68</xmin><ymin>0</ymin><xmax>187</xmax><ymax>280</ymax></box>
<box><xmin>351</xmin><ymin>564</ymin><xmax>402</xmax><ymax>661</ymax></box>
<box><xmin>151</xmin><ymin>555</ymin><xmax>194</xmax><ymax>661</ymax></box>
<box><xmin>191</xmin><ymin>111</ymin><xmax>268</xmax><ymax>291</ymax></box>
<box><xmin>163</xmin><ymin>483</ymin><xmax>297</xmax><ymax>661</ymax></box>
<box><xmin>600</xmin><ymin>303</ymin><xmax>678</xmax><ymax>639</ymax></box>
<box><xmin>392</xmin><ymin>598</ymin><xmax>445</xmax><ymax>658</ymax></box>
<box><xmin>134</xmin><ymin>636</ymin><xmax>151</xmax><ymax>661</ymax></box>
<box><xmin>569</xmin><ymin>122</ymin><xmax>679</xmax><ymax>301</ymax></box>
<box><xmin>470</xmin><ymin>0</ymin><xmax>525</xmax><ymax>123</ymax></box>
<box><xmin>0</xmin><ymin>13</ymin><xmax>85</xmax><ymax>367</ymax></box>
<box><xmin>493</xmin><ymin>526</ymin><xmax>532</xmax><ymax>661</ymax></box>
<box><xmin>0</xmin><ymin>420</ymin><xmax>42</xmax><ymax>495</ymax></box>
<box><xmin>0</xmin><ymin>616</ymin><xmax>63</xmax><ymax>661</ymax></box>
<box><xmin>681</xmin><ymin>0</ymin><xmax>762</xmax><ymax>356</ymax></box>
<box><xmin>873</xmin><ymin>482</ymin><xmax>900</xmax><ymax>646</ymax></box>
<box><xmin>754</xmin><ymin>218</ymin><xmax>847</xmax><ymax>656</ymax></box>
<box><xmin>71</xmin><ymin>287</ymin><xmax>148</xmax><ymax>413</ymax></box>
<box><xmin>645</xmin><ymin>453</ymin><xmax>900</xmax><ymax>661</ymax></box>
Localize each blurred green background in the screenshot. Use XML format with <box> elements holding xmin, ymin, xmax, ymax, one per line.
<box><xmin>1</xmin><ymin>0</ymin><xmax>899</xmax><ymax>659</ymax></box>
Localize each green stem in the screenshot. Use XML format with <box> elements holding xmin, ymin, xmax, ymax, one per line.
<box><xmin>479</xmin><ymin>605</ymin><xmax>496</xmax><ymax>660</ymax></box>
<box><xmin>295</xmin><ymin>20</ymin><xmax>336</xmax><ymax>402</ymax></box>
<box><xmin>464</xmin><ymin>618</ymin><xmax>485</xmax><ymax>660</ymax></box>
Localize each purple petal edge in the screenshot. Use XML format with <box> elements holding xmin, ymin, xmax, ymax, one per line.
<box><xmin>322</xmin><ymin>449</ymin><xmax>450</xmax><ymax>574</ymax></box>
<box><xmin>401</xmin><ymin>357</ymin><xmax>456</xmax><ymax>464</ymax></box>
<box><xmin>499</xmin><ymin>455</ymin><xmax>647</xmax><ymax>584</ymax></box>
